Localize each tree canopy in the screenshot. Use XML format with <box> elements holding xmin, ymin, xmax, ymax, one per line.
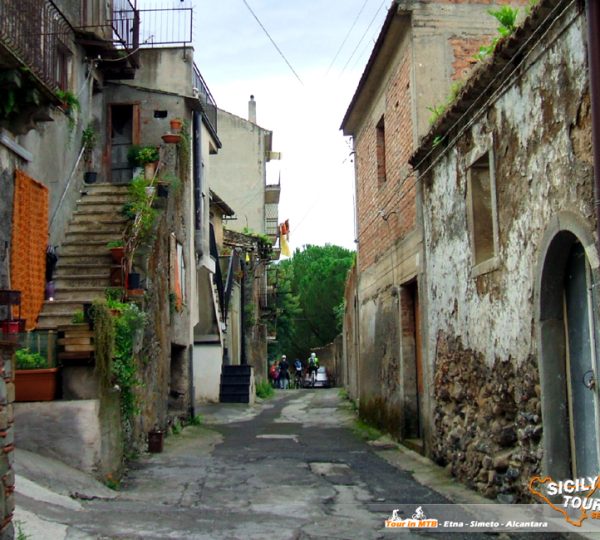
<box><xmin>269</xmin><ymin>244</ymin><xmax>355</xmax><ymax>360</ymax></box>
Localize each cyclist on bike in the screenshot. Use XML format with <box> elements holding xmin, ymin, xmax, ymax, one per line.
<box><xmin>293</xmin><ymin>358</ymin><xmax>303</xmax><ymax>388</ymax></box>
<box><xmin>307</xmin><ymin>352</ymin><xmax>319</xmax><ymax>385</ymax></box>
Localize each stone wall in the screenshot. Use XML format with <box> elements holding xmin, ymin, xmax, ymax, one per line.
<box><xmin>433</xmin><ymin>335</ymin><xmax>541</xmax><ymax>502</ymax></box>
<box><xmin>0</xmin><ymin>343</ymin><xmax>15</xmax><ymax>540</ymax></box>
<box><xmin>418</xmin><ymin>1</ymin><xmax>592</xmax><ymax>500</ymax></box>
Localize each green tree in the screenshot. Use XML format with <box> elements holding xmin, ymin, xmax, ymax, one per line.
<box><xmin>270</xmin><ymin>244</ymin><xmax>354</xmax><ymax>360</ymax></box>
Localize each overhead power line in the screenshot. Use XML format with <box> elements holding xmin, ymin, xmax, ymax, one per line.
<box><xmin>325</xmin><ymin>0</ymin><xmax>372</xmax><ymax>76</ymax></box>
<box><xmin>240</xmin><ymin>0</ymin><xmax>304</xmax><ymax>85</ymax></box>
<box><xmin>338</xmin><ymin>0</ymin><xmax>386</xmax><ymax>79</ymax></box>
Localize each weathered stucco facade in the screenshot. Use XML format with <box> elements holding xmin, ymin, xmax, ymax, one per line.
<box><xmin>341</xmin><ymin>0</ymin><xmax>519</xmax><ymax>453</ymax></box>
<box><xmin>411</xmin><ymin>0</ymin><xmax>596</xmax><ymax>500</ymax></box>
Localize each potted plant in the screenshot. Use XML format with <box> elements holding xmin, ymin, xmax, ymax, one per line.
<box><xmin>15</xmin><ymin>348</ymin><xmax>59</xmax><ymax>402</ymax></box>
<box><xmin>82</xmin><ymin>124</ymin><xmax>98</xmax><ymax>184</ymax></box>
<box><xmin>107</xmin><ymin>240</ymin><xmax>125</xmax><ymax>263</ymax></box>
<box><xmin>169</xmin><ymin>117</ymin><xmax>183</xmax><ymax>131</ymax></box>
<box><xmin>56</xmin><ymin>89</ymin><xmax>80</xmax><ymax>115</ymax></box>
<box><xmin>162</xmin><ymin>132</ymin><xmax>182</xmax><ymax>144</ymax></box>
<box><xmin>139</xmin><ymin>146</ymin><xmax>160</xmax><ymax>180</ymax></box>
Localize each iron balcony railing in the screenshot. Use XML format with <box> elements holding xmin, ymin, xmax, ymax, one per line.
<box><xmin>193</xmin><ymin>62</ymin><xmax>218</xmax><ymax>137</ymax></box>
<box><xmin>111</xmin><ymin>0</ymin><xmax>138</xmax><ymax>51</ymax></box>
<box><xmin>0</xmin><ymin>0</ymin><xmax>73</xmax><ymax>92</ymax></box>
<box><xmin>137</xmin><ymin>7</ymin><xmax>192</xmax><ymax>47</ymax></box>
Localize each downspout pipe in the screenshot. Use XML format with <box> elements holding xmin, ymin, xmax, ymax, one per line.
<box><xmin>193</xmin><ymin>111</ymin><xmax>203</xmax><ymax>256</ymax></box>
<box><xmin>587</xmin><ymin>0</ymin><xmax>600</xmax><ymax>257</ymax></box>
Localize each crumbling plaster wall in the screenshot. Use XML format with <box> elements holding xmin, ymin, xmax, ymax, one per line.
<box><xmin>422</xmin><ymin>11</ymin><xmax>592</xmax><ymax>501</ymax></box>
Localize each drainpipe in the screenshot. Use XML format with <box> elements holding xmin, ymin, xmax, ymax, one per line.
<box><xmin>240</xmin><ymin>258</ymin><xmax>247</xmax><ymax>365</ymax></box>
<box><xmin>193</xmin><ymin>111</ymin><xmax>203</xmax><ymax>256</ymax></box>
<box><xmin>587</xmin><ymin>1</ymin><xmax>600</xmax><ymax>257</ymax></box>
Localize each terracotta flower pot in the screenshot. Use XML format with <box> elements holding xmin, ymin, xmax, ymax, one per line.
<box><xmin>15</xmin><ymin>368</ymin><xmax>59</xmax><ymax>401</ymax></box>
<box><xmin>144</xmin><ymin>162</ymin><xmax>157</xmax><ymax>180</ymax></box>
<box><xmin>110</xmin><ymin>246</ymin><xmax>125</xmax><ymax>264</ymax></box>
<box><xmin>161</xmin><ymin>133</ymin><xmax>181</xmax><ymax>144</ymax></box>
<box><xmin>169</xmin><ymin>118</ymin><xmax>183</xmax><ymax>131</ymax></box>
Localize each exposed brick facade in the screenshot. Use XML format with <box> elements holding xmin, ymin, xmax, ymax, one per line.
<box><xmin>450</xmin><ymin>37</ymin><xmax>491</xmax><ymax>80</ymax></box>
<box><xmin>355</xmin><ymin>50</ymin><xmax>415</xmax><ymax>272</ymax></box>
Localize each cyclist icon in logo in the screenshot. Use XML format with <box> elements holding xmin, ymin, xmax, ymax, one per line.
<box><xmin>412</xmin><ymin>507</ymin><xmax>427</xmax><ymax>520</ymax></box>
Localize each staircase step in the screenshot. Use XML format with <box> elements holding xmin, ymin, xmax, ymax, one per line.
<box><xmin>60</xmin><ymin>241</ymin><xmax>115</xmax><ymax>256</ymax></box>
<box><xmin>54</xmin><ymin>275</ymin><xmax>111</xmax><ymax>289</ymax></box>
<box><xmin>40</xmin><ymin>300</ymin><xmax>98</xmax><ymax>315</ymax></box>
<box><xmin>68</xmin><ymin>220</ymin><xmax>127</xmax><ymax>233</ymax></box>
<box><xmin>220</xmin><ymin>375</ymin><xmax>251</xmax><ymax>385</ymax></box>
<box><xmin>222</xmin><ymin>365</ymin><xmax>252</xmax><ymax>376</ymax></box>
<box><xmin>65</xmin><ymin>230</ymin><xmax>124</xmax><ymax>243</ymax></box>
<box><xmin>37</xmin><ymin>314</ymin><xmax>78</xmax><ymax>330</ymax></box>
<box><xmin>78</xmin><ymin>193</ymin><xmax>129</xmax><ymax>204</ymax></box>
<box><xmin>74</xmin><ymin>202</ymin><xmax>126</xmax><ymax>213</ymax></box>
<box><xmin>53</xmin><ymin>287</ymin><xmax>106</xmax><ymax>302</ymax></box>
<box><xmin>54</xmin><ymin>263</ymin><xmax>113</xmax><ymax>277</ymax></box>
<box><xmin>57</xmin><ymin>254</ymin><xmax>112</xmax><ymax>266</ymax></box>
<box><xmin>220</xmin><ymin>393</ymin><xmax>250</xmax><ymax>404</ymax></box>
<box><xmin>82</xmin><ymin>182</ymin><xmax>129</xmax><ymax>193</ymax></box>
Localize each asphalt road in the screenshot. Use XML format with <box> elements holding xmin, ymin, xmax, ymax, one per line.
<box><xmin>14</xmin><ymin>389</ymin><xmax>571</xmax><ymax>539</ymax></box>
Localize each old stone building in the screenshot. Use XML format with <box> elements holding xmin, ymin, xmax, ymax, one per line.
<box><xmin>341</xmin><ymin>0</ymin><xmax>522</xmax><ymax>454</ymax></box>
<box><xmin>410</xmin><ymin>0</ymin><xmax>597</xmax><ymax>500</ymax></box>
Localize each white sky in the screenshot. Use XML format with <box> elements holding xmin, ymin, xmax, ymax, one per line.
<box><xmin>139</xmin><ymin>0</ymin><xmax>390</xmax><ymax>251</ymax></box>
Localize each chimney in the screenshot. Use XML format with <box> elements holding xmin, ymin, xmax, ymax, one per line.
<box><xmin>248</xmin><ymin>95</ymin><xmax>256</xmax><ymax>124</ymax></box>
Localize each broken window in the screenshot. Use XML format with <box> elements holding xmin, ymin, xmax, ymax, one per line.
<box><xmin>467</xmin><ymin>150</ymin><xmax>497</xmax><ymax>269</ymax></box>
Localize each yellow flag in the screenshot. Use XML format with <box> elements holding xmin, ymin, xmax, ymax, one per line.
<box><xmin>280</xmin><ymin>233</ymin><xmax>291</xmax><ymax>258</ymax></box>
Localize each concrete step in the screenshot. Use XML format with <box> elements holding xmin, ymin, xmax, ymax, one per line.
<box><xmin>60</xmin><ymin>241</ymin><xmax>114</xmax><ymax>256</ymax></box>
<box><xmin>54</xmin><ymin>275</ymin><xmax>111</xmax><ymax>289</ymax></box>
<box><xmin>78</xmin><ymin>193</ymin><xmax>129</xmax><ymax>204</ymax></box>
<box><xmin>65</xmin><ymin>230</ymin><xmax>124</xmax><ymax>243</ymax></box>
<box><xmin>67</xmin><ymin>220</ymin><xmax>127</xmax><ymax>234</ymax></box>
<box><xmin>40</xmin><ymin>300</ymin><xmax>99</xmax><ymax>315</ymax></box>
<box><xmin>57</xmin><ymin>254</ymin><xmax>112</xmax><ymax>266</ymax></box>
<box><xmin>53</xmin><ymin>287</ymin><xmax>106</xmax><ymax>302</ymax></box>
<box><xmin>37</xmin><ymin>314</ymin><xmax>75</xmax><ymax>331</ymax></box>
<box><xmin>75</xmin><ymin>201</ymin><xmax>126</xmax><ymax>214</ymax></box>
<box><xmin>82</xmin><ymin>182</ymin><xmax>129</xmax><ymax>193</ymax></box>
<box><xmin>54</xmin><ymin>263</ymin><xmax>115</xmax><ymax>277</ymax></box>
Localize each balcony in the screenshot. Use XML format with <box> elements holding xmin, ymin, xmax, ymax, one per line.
<box><xmin>0</xmin><ymin>0</ymin><xmax>74</xmax><ymax>132</ymax></box>
<box><xmin>75</xmin><ymin>0</ymin><xmax>140</xmax><ymax>79</ymax></box>
<box><xmin>0</xmin><ymin>0</ymin><xmax>73</xmax><ymax>93</ymax></box>
<box><xmin>193</xmin><ymin>63</ymin><xmax>218</xmax><ymax>139</ymax></box>
<box><xmin>265</xmin><ymin>182</ymin><xmax>281</xmax><ymax>205</ymax></box>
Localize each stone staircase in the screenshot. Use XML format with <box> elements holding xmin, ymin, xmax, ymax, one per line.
<box><xmin>219</xmin><ymin>365</ymin><xmax>254</xmax><ymax>403</ymax></box>
<box><xmin>37</xmin><ymin>183</ymin><xmax>129</xmax><ymax>331</ymax></box>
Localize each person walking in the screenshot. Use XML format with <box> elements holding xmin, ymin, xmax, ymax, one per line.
<box><xmin>279</xmin><ymin>355</ymin><xmax>290</xmax><ymax>389</ymax></box>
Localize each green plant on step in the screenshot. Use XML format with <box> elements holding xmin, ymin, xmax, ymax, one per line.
<box><xmin>127</xmin><ymin>145</ymin><xmax>159</xmax><ymax>166</ymax></box>
<box><xmin>15</xmin><ymin>348</ymin><xmax>49</xmax><ymax>369</ymax></box>
<box><xmin>72</xmin><ymin>310</ymin><xmax>85</xmax><ymax>324</ymax></box>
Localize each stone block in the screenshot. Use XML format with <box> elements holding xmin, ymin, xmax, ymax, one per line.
<box><xmin>2</xmin><ymin>470</ymin><xmax>14</xmax><ymax>490</ymax></box>
<box><xmin>4</xmin><ymin>386</ymin><xmax>13</xmax><ymax>405</ymax></box>
<box><xmin>0</xmin><ymin>411</ymin><xmax>7</xmax><ymax>433</ymax></box>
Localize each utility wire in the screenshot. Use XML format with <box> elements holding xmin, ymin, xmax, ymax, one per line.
<box><xmin>240</xmin><ymin>0</ymin><xmax>304</xmax><ymax>85</ymax></box>
<box><xmin>325</xmin><ymin>0</ymin><xmax>371</xmax><ymax>76</ymax></box>
<box><xmin>338</xmin><ymin>0</ymin><xmax>386</xmax><ymax>80</ymax></box>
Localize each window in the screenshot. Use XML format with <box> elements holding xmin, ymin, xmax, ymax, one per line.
<box><xmin>55</xmin><ymin>45</ymin><xmax>71</xmax><ymax>91</ymax></box>
<box><xmin>376</xmin><ymin>115</ymin><xmax>386</xmax><ymax>185</ymax></box>
<box><xmin>467</xmin><ymin>150</ymin><xmax>498</xmax><ymax>273</ymax></box>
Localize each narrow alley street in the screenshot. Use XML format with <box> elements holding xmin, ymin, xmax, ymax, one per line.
<box><xmin>15</xmin><ymin>390</ymin><xmax>568</xmax><ymax>539</ymax></box>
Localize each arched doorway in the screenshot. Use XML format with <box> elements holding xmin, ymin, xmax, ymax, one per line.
<box><xmin>538</xmin><ymin>224</ymin><xmax>600</xmax><ymax>479</ymax></box>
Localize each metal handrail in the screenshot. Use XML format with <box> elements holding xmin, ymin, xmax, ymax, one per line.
<box><xmin>192</xmin><ymin>63</ymin><xmax>218</xmax><ymax>136</ymax></box>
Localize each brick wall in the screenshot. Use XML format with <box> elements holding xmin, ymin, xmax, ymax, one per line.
<box><xmin>450</xmin><ymin>37</ymin><xmax>492</xmax><ymax>80</ymax></box>
<box><xmin>0</xmin><ymin>343</ymin><xmax>15</xmax><ymax>540</ymax></box>
<box><xmin>355</xmin><ymin>50</ymin><xmax>416</xmax><ymax>272</ymax></box>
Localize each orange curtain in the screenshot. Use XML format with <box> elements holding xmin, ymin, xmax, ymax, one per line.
<box><xmin>10</xmin><ymin>170</ymin><xmax>49</xmax><ymax>330</ymax></box>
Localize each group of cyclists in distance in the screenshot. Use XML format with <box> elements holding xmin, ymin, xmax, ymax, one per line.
<box><xmin>269</xmin><ymin>352</ymin><xmax>320</xmax><ymax>389</ymax></box>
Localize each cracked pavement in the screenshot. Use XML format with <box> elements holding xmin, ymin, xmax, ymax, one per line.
<box><xmin>14</xmin><ymin>389</ymin><xmax>570</xmax><ymax>539</ymax></box>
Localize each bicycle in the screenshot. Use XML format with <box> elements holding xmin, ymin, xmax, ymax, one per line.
<box><xmin>293</xmin><ymin>369</ymin><xmax>303</xmax><ymax>389</ymax></box>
